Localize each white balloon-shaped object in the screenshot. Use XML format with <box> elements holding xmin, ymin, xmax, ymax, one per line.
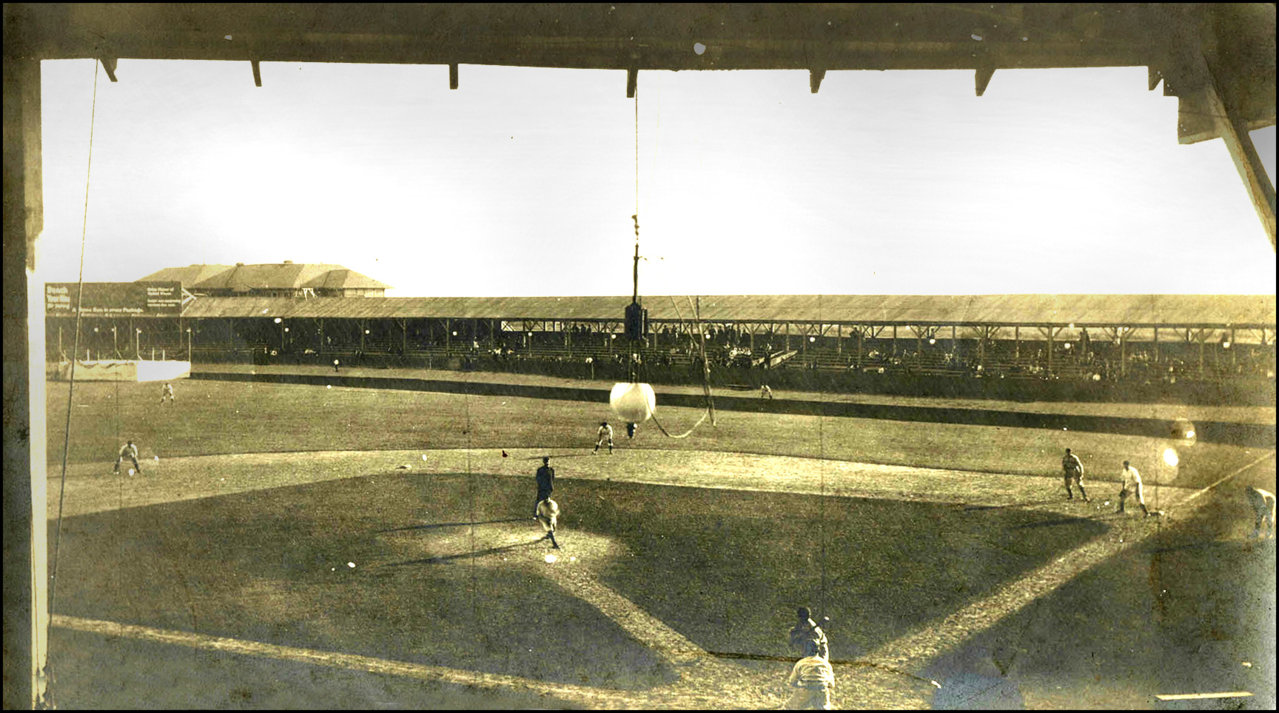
<box><xmin>610</xmin><ymin>382</ymin><xmax>656</xmax><ymax>423</ymax></box>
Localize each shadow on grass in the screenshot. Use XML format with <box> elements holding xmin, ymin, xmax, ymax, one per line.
<box><xmin>376</xmin><ymin>517</ymin><xmax>526</xmax><ymax>533</ymax></box>
<box><xmin>963</xmin><ymin>499</ymin><xmax>1063</xmax><ymax>512</ymax></box>
<box><xmin>1008</xmin><ymin>516</ymin><xmax>1099</xmax><ymax>530</ymax></box>
<box><xmin>921</xmin><ymin>487</ymin><xmax>1277</xmax><ymax>710</ymax></box>
<box><xmin>567</xmin><ymin>480</ymin><xmax>1110</xmax><ymax>663</ymax></box>
<box><xmin>381</xmin><ymin>538</ymin><xmax>545</xmax><ymax>566</ymax></box>
<box><xmin>48</xmin><ymin>473</ymin><xmax>680</xmax><ymax>693</ymax></box>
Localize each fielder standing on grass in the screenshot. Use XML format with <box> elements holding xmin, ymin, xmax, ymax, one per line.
<box><xmin>594</xmin><ymin>420</ymin><xmax>614</xmax><ymax>455</ymax></box>
<box><xmin>534</xmin><ymin>456</ymin><xmax>555</xmax><ymax>518</ymax></box>
<box><xmin>1244</xmin><ymin>486</ymin><xmax>1276</xmax><ymax>540</ymax></box>
<box><xmin>159</xmin><ymin>382</ymin><xmax>175</xmax><ymax>406</ymax></box>
<box><xmin>113</xmin><ymin>440</ymin><xmax>141</xmax><ymax>475</ymax></box>
<box><xmin>1117</xmin><ymin>460</ymin><xmax>1152</xmax><ymax>517</ymax></box>
<box><xmin>1062</xmin><ymin>448</ymin><xmax>1088</xmax><ymax>502</ymax></box>
<box><xmin>785</xmin><ymin>639</ymin><xmax>835</xmax><ymax>710</ymax></box>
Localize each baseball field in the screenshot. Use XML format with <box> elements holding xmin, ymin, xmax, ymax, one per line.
<box><xmin>42</xmin><ymin>375</ymin><xmax>1276</xmax><ymax>709</ymax></box>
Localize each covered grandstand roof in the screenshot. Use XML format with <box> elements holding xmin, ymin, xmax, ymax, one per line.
<box><xmin>137</xmin><ymin>263</ymin><xmax>391</xmax><ymax>293</ymax></box>
<box><xmin>176</xmin><ymin>294</ymin><xmax>1276</xmax><ymax>328</ymax></box>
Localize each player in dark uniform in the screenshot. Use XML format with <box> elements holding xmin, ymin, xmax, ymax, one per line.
<box><xmin>788</xmin><ymin>607</ymin><xmax>830</xmax><ymax>660</ymax></box>
<box><xmin>534</xmin><ymin>456</ymin><xmax>554</xmax><ymax>518</ymax></box>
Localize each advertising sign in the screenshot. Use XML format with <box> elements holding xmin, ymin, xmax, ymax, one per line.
<box><xmin>45</xmin><ymin>282</ymin><xmax>183</xmax><ymax>317</ymax></box>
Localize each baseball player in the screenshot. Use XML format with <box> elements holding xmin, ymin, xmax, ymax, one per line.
<box><xmin>534</xmin><ymin>456</ymin><xmax>554</xmax><ymax>518</ymax></box>
<box><xmin>1245</xmin><ymin>486</ymin><xmax>1276</xmax><ymax>540</ymax></box>
<box><xmin>159</xmin><ymin>382</ymin><xmax>175</xmax><ymax>406</ymax></box>
<box><xmin>785</xmin><ymin>638</ymin><xmax>835</xmax><ymax>710</ymax></box>
<box><xmin>113</xmin><ymin>440</ymin><xmax>141</xmax><ymax>475</ymax></box>
<box><xmin>761</xmin><ymin>384</ymin><xmax>774</xmax><ymax>400</ymax></box>
<box><xmin>536</xmin><ymin>497</ymin><xmax>561</xmax><ymax>549</ymax></box>
<box><xmin>594</xmin><ymin>420</ymin><xmax>614</xmax><ymax>454</ymax></box>
<box><xmin>788</xmin><ymin>607</ymin><xmax>830</xmax><ymax>660</ymax></box>
<box><xmin>1117</xmin><ymin>460</ymin><xmax>1151</xmax><ymax>517</ymax></box>
<box><xmin>1061</xmin><ymin>448</ymin><xmax>1088</xmax><ymax>501</ymax></box>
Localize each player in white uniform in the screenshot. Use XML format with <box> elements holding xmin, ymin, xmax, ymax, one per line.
<box><xmin>785</xmin><ymin>639</ymin><xmax>834</xmax><ymax>710</ymax></box>
<box><xmin>535</xmin><ymin>497</ymin><xmax>560</xmax><ymax>549</ymax></box>
<box><xmin>1117</xmin><ymin>460</ymin><xmax>1151</xmax><ymax>517</ymax></box>
<box><xmin>113</xmin><ymin>440</ymin><xmax>141</xmax><ymax>475</ymax></box>
<box><xmin>159</xmin><ymin>382</ymin><xmax>175</xmax><ymax>405</ymax></box>
<box><xmin>1061</xmin><ymin>448</ymin><xmax>1088</xmax><ymax>501</ymax></box>
<box><xmin>1245</xmin><ymin>486</ymin><xmax>1276</xmax><ymax>540</ymax></box>
<box><xmin>761</xmin><ymin>384</ymin><xmax>774</xmax><ymax>400</ymax></box>
<box><xmin>594</xmin><ymin>420</ymin><xmax>614</xmax><ymax>454</ymax></box>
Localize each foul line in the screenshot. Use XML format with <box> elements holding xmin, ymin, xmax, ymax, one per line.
<box><xmin>52</xmin><ymin>614</ymin><xmax>646</xmax><ymax>709</ymax></box>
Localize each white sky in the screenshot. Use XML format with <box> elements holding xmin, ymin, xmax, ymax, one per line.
<box><xmin>36</xmin><ymin>59</ymin><xmax>1277</xmax><ymax>297</ymax></box>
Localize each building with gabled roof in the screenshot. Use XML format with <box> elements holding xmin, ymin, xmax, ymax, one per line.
<box><xmin>136</xmin><ymin>262</ymin><xmax>390</xmax><ymax>298</ymax></box>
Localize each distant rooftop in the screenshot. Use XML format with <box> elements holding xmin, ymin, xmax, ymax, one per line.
<box><xmin>137</xmin><ymin>262</ymin><xmax>391</xmax><ymax>295</ymax></box>
<box><xmin>179</xmin><ymin>293</ymin><xmax>1277</xmax><ymax>328</ymax></box>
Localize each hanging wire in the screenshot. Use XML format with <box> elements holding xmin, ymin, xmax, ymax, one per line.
<box><xmin>818</xmin><ymin>294</ymin><xmax>827</xmax><ymax>624</ymax></box>
<box><xmin>647</xmin><ymin>296</ymin><xmax>716</xmax><ymax>438</ymax></box>
<box><xmin>46</xmin><ymin>57</ymin><xmax>102</xmax><ymax>708</ymax></box>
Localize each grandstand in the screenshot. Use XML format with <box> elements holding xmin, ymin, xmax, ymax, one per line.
<box><xmin>45</xmin><ymin>288</ymin><xmax>1277</xmax><ymax>403</ymax></box>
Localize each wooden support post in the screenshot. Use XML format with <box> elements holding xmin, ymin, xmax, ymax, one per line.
<box><xmin>891</xmin><ymin>325</ymin><xmax>897</xmax><ymax>356</ymax></box>
<box><xmin>836</xmin><ymin>323</ymin><xmax>842</xmax><ymax>355</ymax></box>
<box><xmin>1152</xmin><ymin>326</ymin><xmax>1159</xmax><ymax>364</ymax></box>
<box><xmin>857</xmin><ymin>326</ymin><xmax>864</xmax><ymax>366</ymax></box>
<box><xmin>1120</xmin><ymin>331</ymin><xmax>1127</xmax><ymax>378</ymax></box>
<box><xmin>1014</xmin><ymin>325</ymin><xmax>1020</xmax><ymax>360</ymax></box>
<box><xmin>1198</xmin><ymin>330</ymin><xmax>1205</xmax><ymax>377</ymax></box>
<box><xmin>445</xmin><ymin>318</ymin><xmax>451</xmax><ymax>353</ymax></box>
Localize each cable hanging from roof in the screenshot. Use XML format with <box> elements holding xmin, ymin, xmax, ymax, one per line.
<box><xmin>610</xmin><ymin>79</ymin><xmax>716</xmax><ymax>439</ymax></box>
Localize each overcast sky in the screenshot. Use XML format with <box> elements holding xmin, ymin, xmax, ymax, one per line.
<box><xmin>35</xmin><ymin>58</ymin><xmax>1277</xmax><ymax>297</ymax></box>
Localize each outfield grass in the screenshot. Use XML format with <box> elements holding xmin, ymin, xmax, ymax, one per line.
<box><xmin>46</xmin><ymin>380</ymin><xmax>1265</xmax><ymax>489</ymax></box>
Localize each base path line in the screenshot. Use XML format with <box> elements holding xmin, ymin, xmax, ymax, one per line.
<box><xmin>861</xmin><ymin>452</ymin><xmax>1276</xmax><ymax>679</ymax></box>
<box><xmin>51</xmin><ymin>614</ymin><xmax>648</xmax><ymax>709</ymax></box>
<box><xmin>1155</xmin><ymin>691</ymin><xmax>1254</xmax><ymax>701</ymax></box>
<box><xmin>543</xmin><ymin>568</ymin><xmax>711</xmax><ymax>667</ymax></box>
